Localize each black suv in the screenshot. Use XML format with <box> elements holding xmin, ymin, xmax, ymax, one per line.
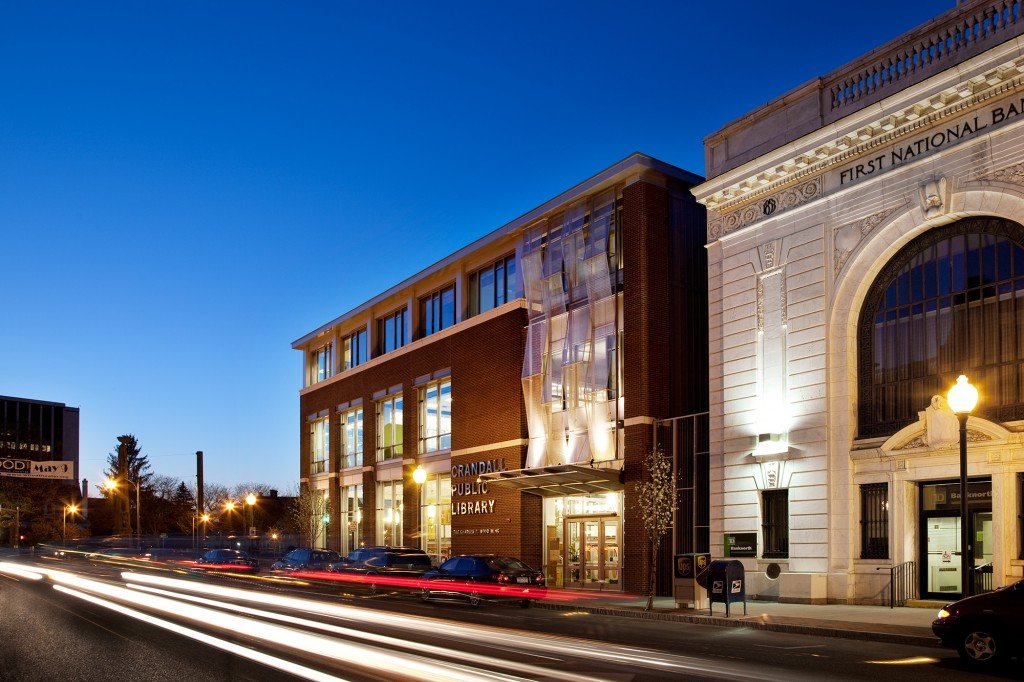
<box><xmin>270</xmin><ymin>548</ymin><xmax>341</xmax><ymax>573</ymax></box>
<box><xmin>328</xmin><ymin>546</ymin><xmax>432</xmax><ymax>594</ymax></box>
<box><xmin>932</xmin><ymin>579</ymin><xmax>1024</xmax><ymax>667</ymax></box>
<box><xmin>194</xmin><ymin>548</ymin><xmax>259</xmax><ymax>572</ymax></box>
<box><xmin>420</xmin><ymin>554</ymin><xmax>546</xmax><ymax>607</ymax></box>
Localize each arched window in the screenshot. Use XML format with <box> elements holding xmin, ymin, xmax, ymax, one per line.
<box><xmin>858</xmin><ymin>217</ymin><xmax>1024</xmax><ymax>438</ymax></box>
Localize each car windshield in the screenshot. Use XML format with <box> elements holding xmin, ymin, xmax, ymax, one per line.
<box><xmin>387</xmin><ymin>553</ymin><xmax>431</xmax><ymax>569</ymax></box>
<box><xmin>485</xmin><ymin>557</ymin><xmax>530</xmax><ymax>571</ymax></box>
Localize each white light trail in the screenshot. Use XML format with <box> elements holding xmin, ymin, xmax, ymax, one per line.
<box><xmin>0</xmin><ymin>562</ymin><xmax>44</xmax><ymax>581</ymax></box>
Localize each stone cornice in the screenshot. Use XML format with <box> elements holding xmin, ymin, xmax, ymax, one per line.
<box><xmin>699</xmin><ymin>54</ymin><xmax>1024</xmax><ymax>228</ymax></box>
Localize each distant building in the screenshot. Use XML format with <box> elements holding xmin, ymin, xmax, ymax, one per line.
<box><xmin>694</xmin><ymin>0</ymin><xmax>1024</xmax><ymax>603</ymax></box>
<box><xmin>293</xmin><ymin>153</ymin><xmax>709</xmax><ymax>594</ymax></box>
<box><xmin>0</xmin><ymin>395</ymin><xmax>79</xmax><ymax>487</ymax></box>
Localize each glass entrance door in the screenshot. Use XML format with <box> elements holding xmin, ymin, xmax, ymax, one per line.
<box><xmin>923</xmin><ymin>515</ymin><xmax>962</xmax><ymax>597</ymax></box>
<box><xmin>920</xmin><ymin>479</ymin><xmax>993</xmax><ymax>599</ymax></box>
<box><xmin>564</xmin><ymin>516</ymin><xmax>620</xmax><ymax>589</ymax></box>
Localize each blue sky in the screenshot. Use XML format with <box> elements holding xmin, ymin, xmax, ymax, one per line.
<box><xmin>1</xmin><ymin>1</ymin><xmax>950</xmax><ymax>493</ymax></box>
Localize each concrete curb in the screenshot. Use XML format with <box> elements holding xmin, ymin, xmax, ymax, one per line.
<box><xmin>534</xmin><ymin>601</ymin><xmax>941</xmax><ymax>648</ymax></box>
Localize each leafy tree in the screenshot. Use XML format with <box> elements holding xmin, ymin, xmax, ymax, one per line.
<box><xmin>635</xmin><ymin>448</ymin><xmax>676</xmax><ymax>611</ymax></box>
<box><xmin>104</xmin><ymin>434</ymin><xmax>152</xmax><ymax>487</ymax></box>
<box><xmin>288</xmin><ymin>485</ymin><xmax>328</xmax><ymax>548</ymax></box>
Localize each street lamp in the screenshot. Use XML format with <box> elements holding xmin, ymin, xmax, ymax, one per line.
<box><xmin>63</xmin><ymin>504</ymin><xmax>79</xmax><ymax>546</ymax></box>
<box><xmin>244</xmin><ymin>493</ymin><xmax>258</xmax><ymax>554</ymax></box>
<box><xmin>105</xmin><ymin>477</ymin><xmax>141</xmax><ymax>549</ymax></box>
<box><xmin>947</xmin><ymin>374</ymin><xmax>979</xmax><ymax>597</ymax></box>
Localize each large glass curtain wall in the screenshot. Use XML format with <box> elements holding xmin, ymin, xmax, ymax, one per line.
<box><xmin>419</xmin><ymin>473</ymin><xmax>452</xmax><ymax>562</ymax></box>
<box><xmin>859</xmin><ymin>219</ymin><xmax>1024</xmax><ymax>436</ymax></box>
<box><xmin>376</xmin><ymin>481</ymin><xmax>403</xmax><ymax>546</ymax></box>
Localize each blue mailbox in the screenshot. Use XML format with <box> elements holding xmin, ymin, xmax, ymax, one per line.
<box><xmin>708</xmin><ymin>559</ymin><xmax>747</xmax><ymax>617</ymax></box>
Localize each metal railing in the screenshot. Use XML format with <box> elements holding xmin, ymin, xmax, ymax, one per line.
<box><xmin>877</xmin><ymin>560</ymin><xmax>918</xmax><ymax>608</ymax></box>
<box><xmin>971</xmin><ymin>563</ymin><xmax>994</xmax><ymax>594</ymax></box>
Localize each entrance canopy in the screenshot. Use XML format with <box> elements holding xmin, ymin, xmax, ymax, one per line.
<box><xmin>480</xmin><ymin>464</ymin><xmax>623</xmax><ymax>498</ymax></box>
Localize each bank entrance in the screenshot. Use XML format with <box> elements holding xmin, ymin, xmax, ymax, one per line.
<box><xmin>919</xmin><ymin>478</ymin><xmax>993</xmax><ymax>599</ymax></box>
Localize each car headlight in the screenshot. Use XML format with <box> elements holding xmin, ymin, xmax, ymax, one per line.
<box><xmin>937</xmin><ymin>608</ymin><xmax>951</xmax><ymax>619</ymax></box>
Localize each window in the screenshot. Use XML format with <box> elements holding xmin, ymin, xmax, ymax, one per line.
<box><xmin>341</xmin><ymin>484</ymin><xmax>363</xmax><ymax>555</ymax></box>
<box><xmin>762</xmin><ymin>490</ymin><xmax>789</xmax><ymax>559</ymax></box>
<box><xmin>341</xmin><ymin>407</ymin><xmax>363</xmax><ymax>469</ymax></box>
<box><xmin>377</xmin><ymin>395</ymin><xmax>403</xmax><ymax>461</ymax></box>
<box><xmin>858</xmin><ymin>218</ymin><xmax>1024</xmax><ymax>437</ymax></box>
<box><xmin>420</xmin><ymin>285</ymin><xmax>456</xmax><ymax>337</ymax></box>
<box><xmin>1019</xmin><ymin>474</ymin><xmax>1024</xmax><ymax>560</ymax></box>
<box><xmin>419</xmin><ymin>378</ymin><xmax>451</xmax><ymax>453</ymax></box>
<box><xmin>309</xmin><ymin>417</ymin><xmax>329</xmax><ymax>475</ymax></box>
<box><xmin>420</xmin><ymin>473</ymin><xmax>452</xmax><ymax>563</ymax></box>
<box><xmin>469</xmin><ymin>255</ymin><xmax>519</xmax><ymax>315</ymax></box>
<box><xmin>308</xmin><ymin>343</ymin><xmax>333</xmax><ymax>385</ymax></box>
<box><xmin>860</xmin><ymin>483</ymin><xmax>889</xmax><ymax>559</ymax></box>
<box><xmin>343</xmin><ymin>329</ymin><xmax>368</xmax><ymax>370</ymax></box>
<box><xmin>376</xmin><ymin>480</ymin><xmax>403</xmax><ymax>546</ymax></box>
<box><xmin>378</xmin><ymin>308</ymin><xmax>408</xmax><ymax>355</ymax></box>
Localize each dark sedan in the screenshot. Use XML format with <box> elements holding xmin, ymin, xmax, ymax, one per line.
<box><xmin>932</xmin><ymin>579</ymin><xmax>1024</xmax><ymax>667</ymax></box>
<box><xmin>327</xmin><ymin>546</ymin><xmax>432</xmax><ymax>594</ymax></box>
<box><xmin>194</xmin><ymin>548</ymin><xmax>259</xmax><ymax>572</ymax></box>
<box><xmin>420</xmin><ymin>554</ymin><xmax>546</xmax><ymax>607</ymax></box>
<box><xmin>270</xmin><ymin>548</ymin><xmax>341</xmax><ymax>573</ymax></box>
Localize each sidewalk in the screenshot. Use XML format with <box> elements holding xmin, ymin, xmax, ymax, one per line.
<box><xmin>535</xmin><ymin>594</ymin><xmax>941</xmax><ymax>647</ymax></box>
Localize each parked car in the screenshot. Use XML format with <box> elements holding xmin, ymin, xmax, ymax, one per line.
<box><xmin>932</xmin><ymin>579</ymin><xmax>1024</xmax><ymax>666</ymax></box>
<box><xmin>420</xmin><ymin>554</ymin><xmax>545</xmax><ymax>607</ymax></box>
<box><xmin>194</xmin><ymin>548</ymin><xmax>259</xmax><ymax>572</ymax></box>
<box><xmin>327</xmin><ymin>546</ymin><xmax>432</xmax><ymax>594</ymax></box>
<box><xmin>270</xmin><ymin>548</ymin><xmax>341</xmax><ymax>573</ymax></box>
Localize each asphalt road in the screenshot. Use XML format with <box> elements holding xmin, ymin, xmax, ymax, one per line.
<box><xmin>0</xmin><ymin>554</ymin><xmax>1018</xmax><ymax>682</ymax></box>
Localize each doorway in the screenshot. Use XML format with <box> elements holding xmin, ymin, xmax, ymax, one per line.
<box><xmin>919</xmin><ymin>479</ymin><xmax>992</xmax><ymax>599</ymax></box>
<box><xmin>564</xmin><ymin>516</ymin><xmax>620</xmax><ymax>589</ymax></box>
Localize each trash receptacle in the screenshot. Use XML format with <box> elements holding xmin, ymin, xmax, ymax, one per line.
<box><xmin>708</xmin><ymin>559</ymin><xmax>746</xmax><ymax>616</ymax></box>
<box><xmin>673</xmin><ymin>553</ymin><xmax>710</xmax><ymax>609</ymax></box>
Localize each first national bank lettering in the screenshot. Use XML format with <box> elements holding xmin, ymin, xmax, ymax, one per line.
<box><xmin>451</xmin><ymin>458</ymin><xmax>505</xmax><ymax>515</ymax></box>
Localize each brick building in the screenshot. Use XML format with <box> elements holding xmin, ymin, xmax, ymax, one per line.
<box><xmin>292</xmin><ymin>153</ymin><xmax>707</xmax><ymax>593</ymax></box>
<box><xmin>0</xmin><ymin>395</ymin><xmax>79</xmax><ymax>486</ymax></box>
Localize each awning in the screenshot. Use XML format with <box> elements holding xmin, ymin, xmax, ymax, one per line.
<box><xmin>479</xmin><ymin>464</ymin><xmax>623</xmax><ymax>498</ymax></box>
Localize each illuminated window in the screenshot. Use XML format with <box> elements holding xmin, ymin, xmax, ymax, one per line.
<box><xmin>343</xmin><ymin>329</ymin><xmax>368</xmax><ymax>370</ymax></box>
<box><xmin>377</xmin><ymin>395</ymin><xmax>403</xmax><ymax>461</ymax></box>
<box><xmin>309</xmin><ymin>417</ymin><xmax>329</xmax><ymax>475</ymax></box>
<box><xmin>419</xmin><ymin>473</ymin><xmax>451</xmax><ymax>563</ymax></box>
<box><xmin>308</xmin><ymin>343</ymin><xmax>333</xmax><ymax>385</ymax></box>
<box><xmin>469</xmin><ymin>254</ymin><xmax>519</xmax><ymax>315</ymax></box>
<box><xmin>420</xmin><ymin>285</ymin><xmax>456</xmax><ymax>337</ymax></box>
<box><xmin>419</xmin><ymin>378</ymin><xmax>451</xmax><ymax>453</ymax></box>
<box><xmin>340</xmin><ymin>407</ymin><xmax>363</xmax><ymax>469</ymax></box>
<box><xmin>375</xmin><ymin>480</ymin><xmax>403</xmax><ymax>546</ymax></box>
<box><xmin>377</xmin><ymin>307</ymin><xmax>408</xmax><ymax>355</ymax></box>
<box><xmin>341</xmin><ymin>484</ymin><xmax>363</xmax><ymax>554</ymax></box>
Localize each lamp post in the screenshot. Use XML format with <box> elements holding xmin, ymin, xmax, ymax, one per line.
<box><xmin>105</xmin><ymin>477</ymin><xmax>141</xmax><ymax>549</ymax></box>
<box><xmin>63</xmin><ymin>504</ymin><xmax>79</xmax><ymax>546</ymax></box>
<box><xmin>947</xmin><ymin>374</ymin><xmax>979</xmax><ymax>597</ymax></box>
<box><xmin>245</xmin><ymin>493</ymin><xmax>257</xmax><ymax>554</ymax></box>
<box><xmin>200</xmin><ymin>513</ymin><xmax>210</xmax><ymax>551</ymax></box>
<box><xmin>412</xmin><ymin>465</ymin><xmax>426</xmax><ymax>555</ymax></box>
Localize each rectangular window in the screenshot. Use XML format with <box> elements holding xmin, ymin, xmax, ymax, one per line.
<box><xmin>376</xmin><ymin>394</ymin><xmax>403</xmax><ymax>461</ymax></box>
<box><xmin>377</xmin><ymin>307</ymin><xmax>408</xmax><ymax>355</ymax></box>
<box><xmin>343</xmin><ymin>329</ymin><xmax>368</xmax><ymax>370</ymax></box>
<box><xmin>375</xmin><ymin>480</ymin><xmax>403</xmax><ymax>546</ymax></box>
<box><xmin>762</xmin><ymin>490</ymin><xmax>789</xmax><ymax>559</ymax></box>
<box><xmin>341</xmin><ymin>407</ymin><xmax>363</xmax><ymax>469</ymax></box>
<box><xmin>469</xmin><ymin>254</ymin><xmax>519</xmax><ymax>316</ymax></box>
<box><xmin>860</xmin><ymin>483</ymin><xmax>889</xmax><ymax>559</ymax></box>
<box><xmin>308</xmin><ymin>343</ymin><xmax>333</xmax><ymax>385</ymax></box>
<box><xmin>420</xmin><ymin>285</ymin><xmax>456</xmax><ymax>337</ymax></box>
<box><xmin>309</xmin><ymin>417</ymin><xmax>329</xmax><ymax>475</ymax></box>
<box><xmin>419</xmin><ymin>378</ymin><xmax>452</xmax><ymax>453</ymax></box>
<box><xmin>420</xmin><ymin>473</ymin><xmax>452</xmax><ymax>563</ymax></box>
<box><xmin>341</xmin><ymin>483</ymin><xmax>363</xmax><ymax>555</ymax></box>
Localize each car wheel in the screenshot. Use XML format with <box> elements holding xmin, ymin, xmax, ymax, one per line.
<box><xmin>957</xmin><ymin>627</ymin><xmax>1001</xmax><ymax>665</ymax></box>
<box><xmin>420</xmin><ymin>588</ymin><xmax>431</xmax><ymax>603</ymax></box>
<box><xmin>468</xmin><ymin>592</ymin><xmax>482</xmax><ymax>608</ymax></box>
<box><xmin>519</xmin><ymin>599</ymin><xmax>532</xmax><ymax>609</ymax></box>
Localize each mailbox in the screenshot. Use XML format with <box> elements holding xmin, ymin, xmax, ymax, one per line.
<box><xmin>707</xmin><ymin>559</ymin><xmax>747</xmax><ymax>616</ymax></box>
<box><xmin>673</xmin><ymin>553</ymin><xmax>710</xmax><ymax>609</ymax></box>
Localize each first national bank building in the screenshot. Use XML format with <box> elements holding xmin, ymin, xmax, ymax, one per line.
<box><xmin>695</xmin><ymin>0</ymin><xmax>1024</xmax><ymax>604</ymax></box>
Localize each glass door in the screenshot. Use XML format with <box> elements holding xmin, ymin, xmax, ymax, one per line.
<box><xmin>564</xmin><ymin>516</ymin><xmax>620</xmax><ymax>589</ymax></box>
<box><xmin>923</xmin><ymin>514</ymin><xmax>961</xmax><ymax>598</ymax></box>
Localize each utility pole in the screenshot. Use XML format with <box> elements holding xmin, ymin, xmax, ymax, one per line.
<box><xmin>196</xmin><ymin>449</ymin><xmax>204</xmax><ymax>524</ymax></box>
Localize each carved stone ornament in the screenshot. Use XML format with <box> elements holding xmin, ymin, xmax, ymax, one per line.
<box><xmin>974</xmin><ymin>161</ymin><xmax>1024</xmax><ymax>186</ymax></box>
<box><xmin>832</xmin><ymin>203</ymin><xmax>906</xmax><ymax>277</ymax></box>
<box><xmin>919</xmin><ymin>176</ymin><xmax>949</xmax><ymax>220</ymax></box>
<box><xmin>708</xmin><ymin>176</ymin><xmax>823</xmax><ymax>240</ymax></box>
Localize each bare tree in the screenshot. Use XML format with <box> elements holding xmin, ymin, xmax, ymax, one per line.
<box><xmin>635</xmin><ymin>448</ymin><xmax>676</xmax><ymax>611</ymax></box>
<box><xmin>289</xmin><ymin>486</ymin><xmax>328</xmax><ymax>548</ymax></box>
<box><xmin>149</xmin><ymin>474</ymin><xmax>180</xmax><ymax>500</ymax></box>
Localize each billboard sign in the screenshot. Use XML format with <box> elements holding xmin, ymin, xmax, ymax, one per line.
<box><xmin>0</xmin><ymin>457</ymin><xmax>75</xmax><ymax>480</ymax></box>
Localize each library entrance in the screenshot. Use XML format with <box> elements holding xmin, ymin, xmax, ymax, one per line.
<box><xmin>564</xmin><ymin>516</ymin><xmax>620</xmax><ymax>589</ymax></box>
<box><xmin>920</xmin><ymin>479</ymin><xmax>993</xmax><ymax>600</ymax></box>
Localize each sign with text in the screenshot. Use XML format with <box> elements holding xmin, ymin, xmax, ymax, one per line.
<box><xmin>0</xmin><ymin>457</ymin><xmax>75</xmax><ymax>480</ymax></box>
<box><xmin>723</xmin><ymin>532</ymin><xmax>757</xmax><ymax>558</ymax></box>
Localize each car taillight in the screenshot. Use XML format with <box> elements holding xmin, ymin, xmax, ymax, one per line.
<box><xmin>498</xmin><ymin>573</ymin><xmax>510</xmax><ymax>583</ymax></box>
<box><xmin>534</xmin><ymin>573</ymin><xmax>545</xmax><ymax>584</ymax></box>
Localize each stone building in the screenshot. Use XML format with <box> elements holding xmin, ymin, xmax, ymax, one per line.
<box><xmin>292</xmin><ymin>153</ymin><xmax>708</xmax><ymax>593</ymax></box>
<box><xmin>694</xmin><ymin>0</ymin><xmax>1024</xmax><ymax>603</ymax></box>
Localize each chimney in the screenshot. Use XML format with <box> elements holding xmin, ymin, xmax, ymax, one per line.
<box><xmin>81</xmin><ymin>478</ymin><xmax>89</xmax><ymax>518</ymax></box>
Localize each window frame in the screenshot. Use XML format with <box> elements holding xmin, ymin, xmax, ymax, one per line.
<box><xmin>377</xmin><ymin>307</ymin><xmax>408</xmax><ymax>355</ymax></box>
<box><xmin>419</xmin><ymin>284</ymin><xmax>456</xmax><ymax>338</ymax></box>
<box><xmin>341</xmin><ymin>483</ymin><xmax>363</xmax><ymax>555</ymax></box>
<box><xmin>309</xmin><ymin>417</ymin><xmax>329</xmax><ymax>475</ymax></box>
<box><xmin>343</xmin><ymin>329</ymin><xmax>369</xmax><ymax>370</ymax></box>
<box><xmin>308</xmin><ymin>343</ymin><xmax>333</xmax><ymax>385</ymax></box>
<box><xmin>859</xmin><ymin>482</ymin><xmax>889</xmax><ymax>560</ymax></box>
<box><xmin>375</xmin><ymin>480</ymin><xmax>403</xmax><ymax>546</ymax></box>
<box><xmin>376</xmin><ymin>394</ymin><xmax>404</xmax><ymax>462</ymax></box>
<box><xmin>419</xmin><ymin>378</ymin><xmax>452</xmax><ymax>453</ymax></box>
<box><xmin>468</xmin><ymin>254</ymin><xmax>518</xmax><ymax>316</ymax></box>
<box><xmin>761</xmin><ymin>489</ymin><xmax>789</xmax><ymax>559</ymax></box>
<box><xmin>340</xmin><ymin>407</ymin><xmax>363</xmax><ymax>469</ymax></box>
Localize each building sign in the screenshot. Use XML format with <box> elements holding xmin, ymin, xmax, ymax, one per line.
<box><xmin>0</xmin><ymin>457</ymin><xmax>75</xmax><ymax>480</ymax></box>
<box><xmin>723</xmin><ymin>532</ymin><xmax>757</xmax><ymax>558</ymax></box>
<box><xmin>922</xmin><ymin>480</ymin><xmax>992</xmax><ymax>512</ymax></box>
<box><xmin>450</xmin><ymin>458</ymin><xmax>505</xmax><ymax>516</ymax></box>
<box><xmin>832</xmin><ymin>93</ymin><xmax>1024</xmax><ymax>189</ymax></box>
